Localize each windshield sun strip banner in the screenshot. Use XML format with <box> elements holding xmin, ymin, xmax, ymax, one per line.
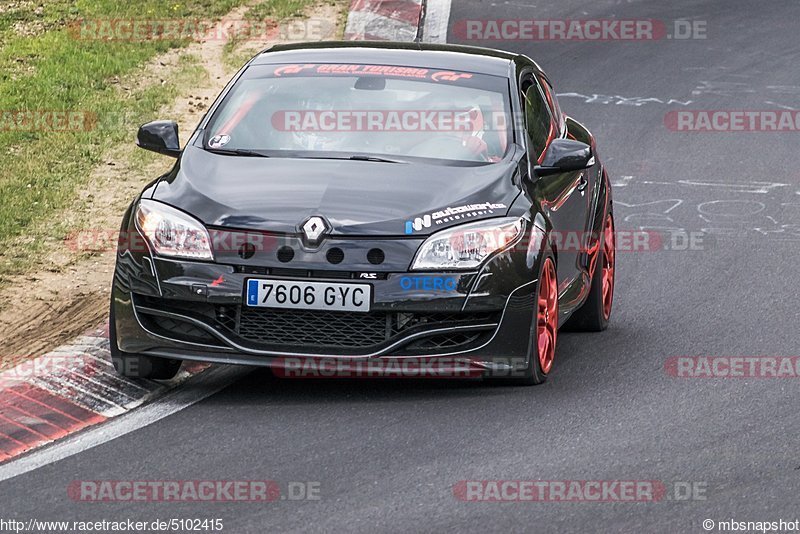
<box><xmin>257</xmin><ymin>63</ymin><xmax>498</xmax><ymax>86</ymax></box>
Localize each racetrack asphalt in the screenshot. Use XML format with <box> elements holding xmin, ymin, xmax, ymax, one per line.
<box><xmin>2</xmin><ymin>1</ymin><xmax>799</xmax><ymax>532</ymax></box>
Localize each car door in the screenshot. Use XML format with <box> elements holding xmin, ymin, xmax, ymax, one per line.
<box><xmin>521</xmin><ymin>74</ymin><xmax>590</xmax><ymax>295</ymax></box>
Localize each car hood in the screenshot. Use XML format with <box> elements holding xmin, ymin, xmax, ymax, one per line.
<box><xmin>151</xmin><ymin>145</ymin><xmax>521</xmax><ymax>237</ymax></box>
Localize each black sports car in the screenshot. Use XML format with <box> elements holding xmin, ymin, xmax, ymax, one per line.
<box><xmin>110</xmin><ymin>41</ymin><xmax>615</xmax><ymax>385</ymax></box>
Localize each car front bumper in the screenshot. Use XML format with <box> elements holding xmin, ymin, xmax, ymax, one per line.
<box><xmin>112</xmin><ymin>211</ymin><xmax>548</xmax><ymax>372</ymax></box>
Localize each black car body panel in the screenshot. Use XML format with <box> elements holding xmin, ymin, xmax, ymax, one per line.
<box><xmin>151</xmin><ymin>145</ymin><xmax>521</xmax><ymax>237</ymax></box>
<box><xmin>112</xmin><ymin>41</ymin><xmax>612</xmax><ymax>373</ymax></box>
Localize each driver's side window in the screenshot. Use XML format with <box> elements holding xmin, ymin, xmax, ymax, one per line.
<box><xmin>522</xmin><ymin>80</ymin><xmax>554</xmax><ymax>163</ymax></box>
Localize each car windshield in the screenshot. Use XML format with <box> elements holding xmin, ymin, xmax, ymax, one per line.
<box><xmin>204</xmin><ymin>63</ymin><xmax>512</xmax><ymax>164</ymax></box>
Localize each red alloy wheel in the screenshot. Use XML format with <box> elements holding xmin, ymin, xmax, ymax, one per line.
<box><xmin>601</xmin><ymin>214</ymin><xmax>616</xmax><ymax>320</ymax></box>
<box><xmin>536</xmin><ymin>257</ymin><xmax>558</xmax><ymax>374</ymax></box>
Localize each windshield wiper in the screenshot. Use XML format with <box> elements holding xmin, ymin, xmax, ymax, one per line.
<box><xmin>347</xmin><ymin>155</ymin><xmax>406</xmax><ymax>164</ymax></box>
<box><xmin>283</xmin><ymin>154</ymin><xmax>406</xmax><ymax>164</ymax></box>
<box><xmin>205</xmin><ymin>148</ymin><xmax>271</xmax><ymax>158</ymax></box>
<box><xmin>205</xmin><ymin>150</ymin><xmax>404</xmax><ymax>163</ymax></box>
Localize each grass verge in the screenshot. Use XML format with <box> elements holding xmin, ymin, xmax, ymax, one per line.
<box><xmin>0</xmin><ymin>0</ymin><xmax>252</xmax><ymax>281</ymax></box>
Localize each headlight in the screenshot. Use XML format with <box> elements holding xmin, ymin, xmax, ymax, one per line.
<box><xmin>135</xmin><ymin>199</ymin><xmax>213</xmax><ymax>260</ymax></box>
<box><xmin>411</xmin><ymin>217</ymin><xmax>524</xmax><ymax>271</ymax></box>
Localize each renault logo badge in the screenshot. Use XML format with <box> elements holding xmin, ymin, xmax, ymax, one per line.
<box><xmin>301</xmin><ymin>216</ymin><xmax>330</xmax><ymax>245</ymax></box>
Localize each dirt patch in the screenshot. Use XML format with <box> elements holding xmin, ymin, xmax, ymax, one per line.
<box><xmin>0</xmin><ymin>1</ymin><xmax>347</xmax><ymax>370</ymax></box>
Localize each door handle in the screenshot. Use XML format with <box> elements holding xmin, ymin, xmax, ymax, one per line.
<box><xmin>577</xmin><ymin>173</ymin><xmax>588</xmax><ymax>191</ymax></box>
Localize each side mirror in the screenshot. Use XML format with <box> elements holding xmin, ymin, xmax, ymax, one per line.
<box><xmin>534</xmin><ymin>139</ymin><xmax>593</xmax><ymax>177</ymax></box>
<box><xmin>136</xmin><ymin>120</ymin><xmax>181</xmax><ymax>158</ymax></box>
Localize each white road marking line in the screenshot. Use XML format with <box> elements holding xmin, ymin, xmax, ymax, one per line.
<box><xmin>676</xmin><ymin>180</ymin><xmax>789</xmax><ymax>194</ymax></box>
<box><xmin>0</xmin><ymin>365</ymin><xmax>249</xmax><ymax>483</ymax></box>
<box><xmin>612</xmin><ymin>175</ymin><xmax>634</xmax><ymax>187</ymax></box>
<box><xmin>765</xmin><ymin>101</ymin><xmax>797</xmax><ymax>111</ymax></box>
<box><xmin>558</xmin><ymin>92</ymin><xmax>693</xmax><ymax>106</ymax></box>
<box><xmin>422</xmin><ymin>0</ymin><xmax>452</xmax><ymax>43</ymax></box>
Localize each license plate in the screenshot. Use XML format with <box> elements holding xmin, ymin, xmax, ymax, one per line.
<box><xmin>246</xmin><ymin>279</ymin><xmax>371</xmax><ymax>312</ymax></box>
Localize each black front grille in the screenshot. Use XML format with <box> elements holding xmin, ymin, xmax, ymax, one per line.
<box><xmin>230</xmin><ymin>308</ymin><xmax>498</xmax><ymax>349</ymax></box>
<box><xmin>240</xmin><ymin>309</ymin><xmax>387</xmax><ymax>347</ymax></box>
<box><xmin>132</xmin><ymin>293</ymin><xmax>500</xmax><ymax>353</ymax></box>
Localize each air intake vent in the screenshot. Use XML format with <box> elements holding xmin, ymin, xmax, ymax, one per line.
<box><xmin>276</xmin><ymin>246</ymin><xmax>294</xmax><ymax>263</ymax></box>
<box><xmin>367</xmin><ymin>248</ymin><xmax>385</xmax><ymax>265</ymax></box>
<box><xmin>326</xmin><ymin>247</ymin><xmax>345</xmax><ymax>264</ymax></box>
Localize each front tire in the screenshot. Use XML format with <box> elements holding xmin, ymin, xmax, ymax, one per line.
<box><xmin>489</xmin><ymin>253</ymin><xmax>558</xmax><ymax>386</ymax></box>
<box><xmin>109</xmin><ymin>297</ymin><xmax>182</xmax><ymax>380</ymax></box>
<box><xmin>564</xmin><ymin>211</ymin><xmax>615</xmax><ymax>332</ymax></box>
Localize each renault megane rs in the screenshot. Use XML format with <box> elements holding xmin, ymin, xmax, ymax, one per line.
<box><xmin>110</xmin><ymin>41</ymin><xmax>615</xmax><ymax>385</ymax></box>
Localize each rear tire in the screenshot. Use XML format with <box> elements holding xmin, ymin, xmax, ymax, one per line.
<box><xmin>109</xmin><ymin>297</ymin><xmax>182</xmax><ymax>380</ymax></box>
<box><xmin>564</xmin><ymin>211</ymin><xmax>615</xmax><ymax>332</ymax></box>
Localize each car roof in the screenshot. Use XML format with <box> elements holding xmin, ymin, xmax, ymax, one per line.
<box><xmin>250</xmin><ymin>41</ymin><xmax>538</xmax><ymax>78</ymax></box>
